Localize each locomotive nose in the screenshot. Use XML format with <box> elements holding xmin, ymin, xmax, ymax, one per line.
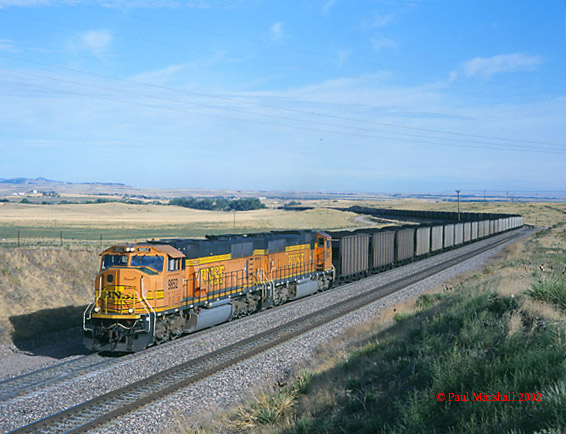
<box><xmin>95</xmin><ymin>268</ymin><xmax>141</xmax><ymax>316</ymax></box>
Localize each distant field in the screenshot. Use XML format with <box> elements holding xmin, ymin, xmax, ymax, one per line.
<box><xmin>324</xmin><ymin>199</ymin><xmax>566</xmax><ymax>228</ymax></box>
<box><xmin>0</xmin><ymin>202</ymin><xmax>363</xmax><ymax>247</ymax></box>
<box><xmin>0</xmin><ymin>200</ymin><xmax>564</xmax><ymax>248</ymax></box>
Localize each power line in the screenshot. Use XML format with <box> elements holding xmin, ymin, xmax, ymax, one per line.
<box><xmin>2</xmin><ymin>72</ymin><xmax>566</xmax><ymax>155</ymax></box>
<box><xmin>3</xmin><ymin>66</ymin><xmax>566</xmax><ymax>154</ymax></box>
<box><xmin>2</xmin><ymin>53</ymin><xmax>565</xmax><ymax>152</ymax></box>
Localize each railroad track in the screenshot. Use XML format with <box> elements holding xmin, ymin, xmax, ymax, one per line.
<box><xmin>0</xmin><ymin>353</ymin><xmax>107</xmax><ymax>402</ymax></box>
<box><xmin>0</xmin><ymin>317</ymin><xmax>211</xmax><ymax>404</ymax></box>
<box><xmin>9</xmin><ymin>226</ymin><xmax>532</xmax><ymax>434</ymax></box>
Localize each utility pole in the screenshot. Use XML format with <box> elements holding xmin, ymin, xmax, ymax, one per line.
<box><xmin>456</xmin><ymin>190</ymin><xmax>461</xmax><ymax>221</ymax></box>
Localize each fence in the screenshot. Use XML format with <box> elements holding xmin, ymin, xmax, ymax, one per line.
<box><xmin>0</xmin><ymin>230</ymin><xmax>122</xmax><ymax>249</ymax></box>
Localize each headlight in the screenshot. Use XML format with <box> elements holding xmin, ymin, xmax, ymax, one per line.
<box><xmin>93</xmin><ymin>306</ymin><xmax>101</xmax><ymax>313</ymax></box>
<box><xmin>128</xmin><ymin>308</ymin><xmax>134</xmax><ymax>314</ymax></box>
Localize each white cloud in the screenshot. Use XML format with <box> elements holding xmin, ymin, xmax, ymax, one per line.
<box><xmin>336</xmin><ymin>48</ymin><xmax>350</xmax><ymax>66</ymax></box>
<box><xmin>462</xmin><ymin>53</ymin><xmax>542</xmax><ymax>79</ymax></box>
<box><xmin>322</xmin><ymin>0</ymin><xmax>338</xmax><ymax>14</ymax></box>
<box><xmin>131</xmin><ymin>64</ymin><xmax>187</xmax><ymax>84</ymax></box>
<box><xmin>79</xmin><ymin>30</ymin><xmax>113</xmax><ymax>58</ymax></box>
<box><xmin>365</xmin><ymin>12</ymin><xmax>395</xmax><ymax>29</ymax></box>
<box><xmin>371</xmin><ymin>37</ymin><xmax>396</xmax><ymax>52</ymax></box>
<box><xmin>0</xmin><ymin>39</ymin><xmax>18</xmax><ymax>52</ymax></box>
<box><xmin>269</xmin><ymin>21</ymin><xmax>285</xmax><ymax>41</ymax></box>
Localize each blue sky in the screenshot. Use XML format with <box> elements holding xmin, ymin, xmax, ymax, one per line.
<box><xmin>0</xmin><ymin>0</ymin><xmax>565</xmax><ymax>195</ymax></box>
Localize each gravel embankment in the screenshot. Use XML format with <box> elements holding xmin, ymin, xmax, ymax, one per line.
<box><xmin>0</xmin><ymin>228</ymin><xmax>534</xmax><ymax>433</ymax></box>
<box><xmin>0</xmin><ymin>328</ymin><xmax>88</xmax><ymax>381</ymax></box>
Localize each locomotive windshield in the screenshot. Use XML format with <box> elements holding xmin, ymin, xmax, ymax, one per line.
<box><xmin>131</xmin><ymin>255</ymin><xmax>164</xmax><ymax>272</ymax></box>
<box><xmin>101</xmin><ymin>254</ymin><xmax>128</xmax><ymax>270</ymax></box>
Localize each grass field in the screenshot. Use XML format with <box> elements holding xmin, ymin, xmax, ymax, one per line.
<box><xmin>328</xmin><ymin>199</ymin><xmax>566</xmax><ymax>228</ymax></box>
<box><xmin>0</xmin><ymin>202</ymin><xmax>362</xmax><ymax>247</ymax></box>
<box><xmin>1</xmin><ymin>200</ymin><xmax>564</xmax><ymax>248</ymax></box>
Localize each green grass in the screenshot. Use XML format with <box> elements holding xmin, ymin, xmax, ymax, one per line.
<box><xmin>0</xmin><ymin>223</ymin><xmax>263</xmax><ymax>247</ymax></box>
<box><xmin>282</xmin><ymin>289</ymin><xmax>566</xmax><ymax>434</ymax></box>
<box><xmin>527</xmin><ymin>278</ymin><xmax>566</xmax><ymax>311</ymax></box>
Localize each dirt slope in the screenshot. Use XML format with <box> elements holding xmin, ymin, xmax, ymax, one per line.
<box><xmin>0</xmin><ymin>248</ymin><xmax>99</xmax><ymax>342</ymax></box>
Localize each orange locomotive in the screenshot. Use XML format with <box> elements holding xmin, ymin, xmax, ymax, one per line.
<box><xmin>84</xmin><ymin>230</ymin><xmax>334</xmax><ymax>352</ymax></box>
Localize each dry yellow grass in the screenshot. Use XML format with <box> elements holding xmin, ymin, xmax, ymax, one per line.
<box><xmin>1</xmin><ymin>200</ymin><xmax>564</xmax><ymax>244</ymax></box>
<box><xmin>0</xmin><ymin>247</ymin><xmax>99</xmax><ymax>342</ymax></box>
<box><xmin>0</xmin><ymin>202</ymin><xmax>364</xmax><ymax>246</ymax></box>
<box><xmin>282</xmin><ymin>199</ymin><xmax>566</xmax><ymax>228</ymax></box>
<box><xmin>0</xmin><ymin>202</ymin><xmax>357</xmax><ymax>226</ymax></box>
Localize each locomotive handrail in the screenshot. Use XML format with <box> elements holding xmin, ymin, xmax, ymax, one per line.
<box><xmin>83</xmin><ymin>304</ymin><xmax>94</xmax><ymax>332</ymax></box>
<box><xmin>83</xmin><ymin>275</ymin><xmax>103</xmax><ymax>332</ymax></box>
<box><xmin>257</xmin><ymin>268</ymin><xmax>274</xmax><ymax>305</ymax></box>
<box><xmin>139</xmin><ymin>277</ymin><xmax>156</xmax><ymax>335</ymax></box>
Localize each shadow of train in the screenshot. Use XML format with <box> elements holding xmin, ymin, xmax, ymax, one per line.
<box><xmin>9</xmin><ymin>305</ymin><xmax>92</xmax><ymax>358</ymax></box>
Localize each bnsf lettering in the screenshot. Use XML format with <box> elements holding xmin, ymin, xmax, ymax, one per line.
<box><xmin>200</xmin><ymin>265</ymin><xmax>225</xmax><ymax>285</ymax></box>
<box><xmin>288</xmin><ymin>253</ymin><xmax>305</xmax><ymax>267</ymax></box>
<box><xmin>103</xmin><ymin>290</ymin><xmax>135</xmax><ymax>301</ymax></box>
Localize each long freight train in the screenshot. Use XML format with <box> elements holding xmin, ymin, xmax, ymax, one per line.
<box><xmin>83</xmin><ymin>211</ymin><xmax>524</xmax><ymax>352</ymax></box>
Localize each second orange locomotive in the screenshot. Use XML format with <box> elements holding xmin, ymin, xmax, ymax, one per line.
<box><xmin>84</xmin><ymin>230</ymin><xmax>334</xmax><ymax>352</ymax></box>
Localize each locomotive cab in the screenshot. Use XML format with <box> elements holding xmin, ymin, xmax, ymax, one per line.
<box><xmin>83</xmin><ymin>244</ymin><xmax>186</xmax><ymax>352</ymax></box>
<box><xmin>315</xmin><ymin>232</ymin><xmax>332</xmax><ymax>272</ymax></box>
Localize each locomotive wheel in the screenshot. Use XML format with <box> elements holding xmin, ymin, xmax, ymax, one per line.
<box><xmin>154</xmin><ymin>318</ymin><xmax>169</xmax><ymax>343</ymax></box>
<box><xmin>169</xmin><ymin>315</ymin><xmax>185</xmax><ymax>339</ymax></box>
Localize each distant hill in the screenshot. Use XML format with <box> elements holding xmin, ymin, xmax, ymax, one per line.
<box><xmin>0</xmin><ymin>177</ymin><xmax>131</xmax><ymax>197</ymax></box>
<box><xmin>0</xmin><ymin>178</ymin><xmax>562</xmax><ymax>202</ymax></box>
<box><xmin>0</xmin><ymin>177</ymin><xmax>126</xmax><ymax>186</ymax></box>
<box><xmin>0</xmin><ymin>177</ymin><xmax>58</xmax><ymax>184</ymax></box>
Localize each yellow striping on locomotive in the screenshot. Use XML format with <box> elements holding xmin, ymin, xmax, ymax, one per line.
<box><xmin>92</xmin><ymin>313</ymin><xmax>140</xmax><ymax>320</ymax></box>
<box><xmin>285</xmin><ymin>244</ymin><xmax>310</xmax><ymax>252</ymax></box>
<box><xmin>186</xmin><ymin>253</ymin><xmax>231</xmax><ymax>266</ymax></box>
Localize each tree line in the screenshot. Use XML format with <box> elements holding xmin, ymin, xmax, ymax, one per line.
<box><xmin>169</xmin><ymin>197</ymin><xmax>266</xmax><ymax>211</ymax></box>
